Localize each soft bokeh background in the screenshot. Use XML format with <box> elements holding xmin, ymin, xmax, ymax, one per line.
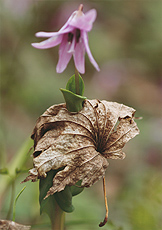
<box><xmin>0</xmin><ymin>0</ymin><xmax>162</xmax><ymax>229</ymax></box>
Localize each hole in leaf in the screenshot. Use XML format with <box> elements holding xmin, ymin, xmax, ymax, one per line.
<box><xmin>113</xmin><ymin>118</ymin><xmax>120</xmax><ymax>132</ymax></box>
<box><xmin>123</xmin><ymin>115</ymin><xmax>130</xmax><ymax>119</ymax></box>
<box><xmin>33</xmin><ymin>151</ymin><xmax>42</xmax><ymax>158</ymax></box>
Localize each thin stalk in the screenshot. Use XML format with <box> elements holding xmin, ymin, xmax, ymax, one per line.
<box><xmin>75</xmin><ymin>68</ymin><xmax>80</xmax><ymax>95</ymax></box>
<box><xmin>99</xmin><ymin>177</ymin><xmax>108</xmax><ymax>227</ymax></box>
<box><xmin>12</xmin><ymin>186</ymin><xmax>26</xmax><ymax>222</ymax></box>
<box><xmin>51</xmin><ymin>202</ymin><xmax>65</xmax><ymax>230</ymax></box>
<box><xmin>0</xmin><ymin>138</ymin><xmax>33</xmax><ymax>207</ymax></box>
<box><xmin>6</xmin><ymin>181</ymin><xmax>15</xmax><ymax>220</ymax></box>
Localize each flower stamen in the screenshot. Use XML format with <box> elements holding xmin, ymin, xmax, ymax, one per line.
<box><xmin>68</xmin><ymin>32</ymin><xmax>74</xmax><ymax>43</ymax></box>
<box><xmin>76</xmin><ymin>29</ymin><xmax>81</xmax><ymax>43</ymax></box>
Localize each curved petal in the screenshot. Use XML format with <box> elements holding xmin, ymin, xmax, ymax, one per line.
<box><xmin>73</xmin><ymin>35</ymin><xmax>85</xmax><ymax>74</ymax></box>
<box><xmin>84</xmin><ymin>9</ymin><xmax>97</xmax><ymax>24</ymax></box>
<box><xmin>31</xmin><ymin>34</ymin><xmax>63</xmax><ymax>49</ymax></box>
<box><xmin>35</xmin><ymin>31</ymin><xmax>58</xmax><ymax>37</ymax></box>
<box><xmin>56</xmin><ymin>34</ymin><xmax>72</xmax><ymax>73</ymax></box>
<box><xmin>82</xmin><ymin>31</ymin><xmax>100</xmax><ymax>71</ymax></box>
<box><xmin>59</xmin><ymin>11</ymin><xmax>77</xmax><ymax>32</ymax></box>
<box><xmin>35</xmin><ymin>26</ymin><xmax>74</xmax><ymax>38</ymax></box>
<box><xmin>69</xmin><ymin>9</ymin><xmax>97</xmax><ymax>32</ymax></box>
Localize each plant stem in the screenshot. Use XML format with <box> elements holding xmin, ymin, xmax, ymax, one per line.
<box><xmin>51</xmin><ymin>202</ymin><xmax>65</xmax><ymax>230</ymax></box>
<box><xmin>12</xmin><ymin>186</ymin><xmax>26</xmax><ymax>222</ymax></box>
<box><xmin>6</xmin><ymin>181</ymin><xmax>15</xmax><ymax>220</ymax></box>
<box><xmin>99</xmin><ymin>177</ymin><xmax>108</xmax><ymax>227</ymax></box>
<box><xmin>75</xmin><ymin>68</ymin><xmax>80</xmax><ymax>95</ymax></box>
<box><xmin>0</xmin><ymin>138</ymin><xmax>33</xmax><ymax>207</ymax></box>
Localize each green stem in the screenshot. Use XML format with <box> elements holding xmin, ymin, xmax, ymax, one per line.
<box><xmin>51</xmin><ymin>202</ymin><xmax>65</xmax><ymax>230</ymax></box>
<box><xmin>12</xmin><ymin>186</ymin><xmax>26</xmax><ymax>222</ymax></box>
<box><xmin>0</xmin><ymin>138</ymin><xmax>33</xmax><ymax>208</ymax></box>
<box><xmin>6</xmin><ymin>181</ymin><xmax>15</xmax><ymax>220</ymax></box>
<box><xmin>75</xmin><ymin>68</ymin><xmax>80</xmax><ymax>95</ymax></box>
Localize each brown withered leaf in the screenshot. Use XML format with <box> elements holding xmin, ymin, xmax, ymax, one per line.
<box><xmin>0</xmin><ymin>220</ymin><xmax>31</xmax><ymax>230</ymax></box>
<box><xmin>23</xmin><ymin>99</ymin><xmax>139</xmax><ymax>198</ymax></box>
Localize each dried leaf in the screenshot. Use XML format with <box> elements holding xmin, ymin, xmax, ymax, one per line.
<box><xmin>0</xmin><ymin>220</ymin><xmax>31</xmax><ymax>230</ymax></box>
<box><xmin>23</xmin><ymin>99</ymin><xmax>139</xmax><ymax>198</ymax></box>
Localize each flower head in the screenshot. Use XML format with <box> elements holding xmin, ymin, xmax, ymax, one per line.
<box><xmin>32</xmin><ymin>4</ymin><xmax>100</xmax><ymax>74</ymax></box>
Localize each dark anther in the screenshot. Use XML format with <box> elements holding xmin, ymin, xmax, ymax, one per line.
<box><xmin>68</xmin><ymin>32</ymin><xmax>74</xmax><ymax>42</ymax></box>
<box><xmin>76</xmin><ymin>29</ymin><xmax>81</xmax><ymax>43</ymax></box>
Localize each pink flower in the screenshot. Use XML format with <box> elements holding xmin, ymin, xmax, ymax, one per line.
<box><xmin>32</xmin><ymin>4</ymin><xmax>100</xmax><ymax>74</ymax></box>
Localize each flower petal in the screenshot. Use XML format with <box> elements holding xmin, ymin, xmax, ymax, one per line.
<box><xmin>67</xmin><ymin>34</ymin><xmax>76</xmax><ymax>53</ymax></box>
<box><xmin>56</xmin><ymin>34</ymin><xmax>72</xmax><ymax>73</ymax></box>
<box><xmin>35</xmin><ymin>11</ymin><xmax>77</xmax><ymax>38</ymax></box>
<box><xmin>31</xmin><ymin>34</ymin><xmax>63</xmax><ymax>49</ymax></box>
<box><xmin>82</xmin><ymin>31</ymin><xmax>100</xmax><ymax>71</ymax></box>
<box><xmin>35</xmin><ymin>26</ymin><xmax>73</xmax><ymax>38</ymax></box>
<box><xmin>73</xmin><ymin>36</ymin><xmax>85</xmax><ymax>74</ymax></box>
<box><xmin>69</xmin><ymin>9</ymin><xmax>97</xmax><ymax>32</ymax></box>
<box><xmin>35</xmin><ymin>31</ymin><xmax>58</xmax><ymax>37</ymax></box>
<box><xmin>59</xmin><ymin>11</ymin><xmax>77</xmax><ymax>32</ymax></box>
<box><xmin>84</xmin><ymin>9</ymin><xmax>97</xmax><ymax>24</ymax></box>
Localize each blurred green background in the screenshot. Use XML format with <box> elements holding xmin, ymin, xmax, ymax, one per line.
<box><xmin>0</xmin><ymin>0</ymin><xmax>162</xmax><ymax>229</ymax></box>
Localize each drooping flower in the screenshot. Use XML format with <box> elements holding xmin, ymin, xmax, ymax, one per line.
<box><xmin>32</xmin><ymin>4</ymin><xmax>100</xmax><ymax>74</ymax></box>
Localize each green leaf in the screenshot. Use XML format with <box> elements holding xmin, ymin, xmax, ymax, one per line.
<box><xmin>70</xmin><ymin>180</ymin><xmax>84</xmax><ymax>196</ymax></box>
<box><xmin>66</xmin><ymin>74</ymin><xmax>85</xmax><ymax>96</ymax></box>
<box><xmin>39</xmin><ymin>170</ymin><xmax>56</xmax><ymax>215</ymax></box>
<box><xmin>60</xmin><ymin>88</ymin><xmax>86</xmax><ymax>112</ymax></box>
<box><xmin>39</xmin><ymin>169</ymin><xmax>74</xmax><ymax>215</ymax></box>
<box><xmin>60</xmin><ymin>73</ymin><xmax>86</xmax><ymax>112</ymax></box>
<box><xmin>55</xmin><ymin>186</ymin><xmax>74</xmax><ymax>213</ymax></box>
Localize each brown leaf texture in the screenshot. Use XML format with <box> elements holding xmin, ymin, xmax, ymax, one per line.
<box><xmin>23</xmin><ymin>99</ymin><xmax>139</xmax><ymax>198</ymax></box>
<box><xmin>0</xmin><ymin>220</ymin><xmax>31</xmax><ymax>230</ymax></box>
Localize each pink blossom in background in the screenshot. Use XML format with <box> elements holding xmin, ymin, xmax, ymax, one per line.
<box><xmin>32</xmin><ymin>4</ymin><xmax>100</xmax><ymax>74</ymax></box>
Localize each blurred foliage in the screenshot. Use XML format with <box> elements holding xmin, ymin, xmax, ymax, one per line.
<box><xmin>0</xmin><ymin>0</ymin><xmax>162</xmax><ymax>230</ymax></box>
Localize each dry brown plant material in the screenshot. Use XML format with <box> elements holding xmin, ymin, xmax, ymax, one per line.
<box><xmin>23</xmin><ymin>99</ymin><xmax>139</xmax><ymax>199</ymax></box>
<box><xmin>0</xmin><ymin>220</ymin><xmax>31</xmax><ymax>230</ymax></box>
<box><xmin>99</xmin><ymin>177</ymin><xmax>109</xmax><ymax>227</ymax></box>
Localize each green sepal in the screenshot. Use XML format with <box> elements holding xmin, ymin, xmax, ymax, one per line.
<box><xmin>66</xmin><ymin>74</ymin><xmax>85</xmax><ymax>96</ymax></box>
<box><xmin>60</xmin><ymin>73</ymin><xmax>86</xmax><ymax>112</ymax></box>
<box><xmin>60</xmin><ymin>88</ymin><xmax>86</xmax><ymax>112</ymax></box>
<box><xmin>70</xmin><ymin>180</ymin><xmax>84</xmax><ymax>196</ymax></box>
<box><xmin>39</xmin><ymin>169</ymin><xmax>74</xmax><ymax>216</ymax></box>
